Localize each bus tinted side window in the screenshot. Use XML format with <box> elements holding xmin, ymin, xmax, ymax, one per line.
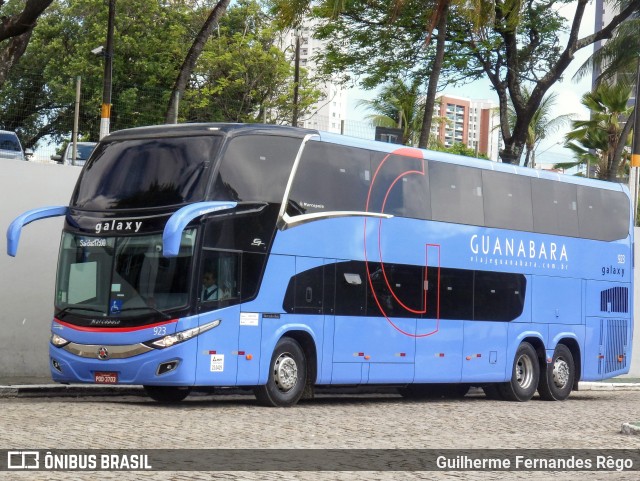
<box><xmin>532</xmin><ymin>179</ymin><xmax>579</xmax><ymax>237</ymax></box>
<box><xmin>429</xmin><ymin>162</ymin><xmax>484</xmax><ymax>226</ymax></box>
<box><xmin>213</xmin><ymin>135</ymin><xmax>302</xmax><ymax>203</ymax></box>
<box><xmin>284</xmin><ymin>262</ymin><xmax>526</xmax><ymax>322</ymax></box>
<box><xmin>577</xmin><ymin>187</ymin><xmax>630</xmax><ymax>241</ymax></box>
<box><xmin>482</xmin><ymin>170</ymin><xmax>533</xmax><ymax>231</ymax></box>
<box><xmin>369</xmin><ymin>152</ymin><xmax>431</xmax><ymax>219</ymax></box>
<box><xmin>474</xmin><ymin>271</ymin><xmax>526</xmax><ymax>321</ymax></box>
<box><xmin>366</xmin><ymin>262</ymin><xmax>424</xmax><ymax>318</ymax></box>
<box><xmin>288</xmin><ymin>141</ymin><xmax>371</xmax><ymax>215</ymax></box>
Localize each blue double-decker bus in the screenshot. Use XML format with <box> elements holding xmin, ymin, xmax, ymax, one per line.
<box><xmin>7</xmin><ymin>123</ymin><xmax>633</xmax><ymax>406</ymax></box>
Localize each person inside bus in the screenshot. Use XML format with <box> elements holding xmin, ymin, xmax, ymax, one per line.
<box><xmin>201</xmin><ymin>270</ymin><xmax>219</xmax><ymax>301</ymax></box>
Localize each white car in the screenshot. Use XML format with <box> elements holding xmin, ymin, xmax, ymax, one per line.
<box><xmin>0</xmin><ymin>130</ymin><xmax>32</xmax><ymax>161</ymax></box>
<box><xmin>51</xmin><ymin>141</ymin><xmax>97</xmax><ymax>167</ymax></box>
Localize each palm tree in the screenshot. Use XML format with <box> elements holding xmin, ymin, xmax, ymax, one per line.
<box><xmin>506</xmin><ymin>88</ymin><xmax>574</xmax><ymax>167</ymax></box>
<box><xmin>357</xmin><ymin>77</ymin><xmax>424</xmax><ymax>146</ymax></box>
<box><xmin>572</xmin><ymin>17</ymin><xmax>639</xmax><ymax>170</ymax></box>
<box><xmin>561</xmin><ymin>83</ymin><xmax>633</xmax><ymax>180</ymax></box>
<box><xmin>574</xmin><ymin>17</ymin><xmax>640</xmax><ymax>90</ymax></box>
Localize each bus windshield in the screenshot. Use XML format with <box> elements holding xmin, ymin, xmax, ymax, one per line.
<box><xmin>55</xmin><ymin>230</ymin><xmax>196</xmax><ymax>319</ymax></box>
<box><xmin>71</xmin><ymin>136</ymin><xmax>221</xmax><ymax>210</ymax></box>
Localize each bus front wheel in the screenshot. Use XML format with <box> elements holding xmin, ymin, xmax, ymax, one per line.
<box><xmin>499</xmin><ymin>342</ymin><xmax>539</xmax><ymax>402</ymax></box>
<box><xmin>143</xmin><ymin>385</ymin><xmax>191</xmax><ymax>403</ymax></box>
<box><xmin>537</xmin><ymin>344</ymin><xmax>575</xmax><ymax>401</ymax></box>
<box><xmin>254</xmin><ymin>337</ymin><xmax>307</xmax><ymax>407</ymax></box>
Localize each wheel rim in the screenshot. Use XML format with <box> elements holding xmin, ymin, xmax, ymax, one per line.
<box><xmin>515</xmin><ymin>353</ymin><xmax>534</xmax><ymax>389</ymax></box>
<box><xmin>273</xmin><ymin>352</ymin><xmax>298</xmax><ymax>392</ymax></box>
<box><xmin>552</xmin><ymin>357</ymin><xmax>570</xmax><ymax>389</ymax></box>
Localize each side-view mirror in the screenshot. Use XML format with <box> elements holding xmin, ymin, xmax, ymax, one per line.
<box><xmin>50</xmin><ymin>154</ymin><xmax>62</xmax><ymax>164</ymax></box>
<box><xmin>24</xmin><ymin>149</ymin><xmax>34</xmax><ymax>158</ymax></box>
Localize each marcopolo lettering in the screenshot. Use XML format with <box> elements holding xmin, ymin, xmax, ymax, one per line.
<box><xmin>95</xmin><ymin>220</ymin><xmax>143</xmax><ymax>234</ymax></box>
<box><xmin>470</xmin><ymin>234</ymin><xmax>568</xmax><ymax>262</ymax></box>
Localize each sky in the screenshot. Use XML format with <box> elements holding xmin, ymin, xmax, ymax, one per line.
<box><xmin>349</xmin><ymin>2</ymin><xmax>597</xmax><ymax>168</ymax></box>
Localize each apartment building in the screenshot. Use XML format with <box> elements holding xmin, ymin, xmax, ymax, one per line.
<box><xmin>432</xmin><ymin>94</ymin><xmax>500</xmax><ymax>161</ymax></box>
<box><xmin>282</xmin><ymin>21</ymin><xmax>347</xmax><ymax>134</ymax></box>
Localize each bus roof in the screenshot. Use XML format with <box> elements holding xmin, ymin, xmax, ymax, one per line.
<box><xmin>104</xmin><ymin>123</ymin><xmax>314</xmax><ymax>141</ymax></box>
<box><xmin>317</xmin><ymin>131</ymin><xmax>629</xmax><ymax>195</ymax></box>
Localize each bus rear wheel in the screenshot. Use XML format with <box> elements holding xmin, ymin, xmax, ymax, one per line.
<box><xmin>498</xmin><ymin>342</ymin><xmax>539</xmax><ymax>402</ymax></box>
<box><xmin>254</xmin><ymin>337</ymin><xmax>307</xmax><ymax>407</ymax></box>
<box><xmin>537</xmin><ymin>344</ymin><xmax>575</xmax><ymax>401</ymax></box>
<box><xmin>143</xmin><ymin>385</ymin><xmax>191</xmax><ymax>403</ymax></box>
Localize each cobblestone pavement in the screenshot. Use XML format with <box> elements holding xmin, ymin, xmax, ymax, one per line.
<box><xmin>1</xmin><ymin>388</ymin><xmax>640</xmax><ymax>480</ymax></box>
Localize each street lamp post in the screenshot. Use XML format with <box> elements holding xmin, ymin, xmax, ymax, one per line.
<box><xmin>99</xmin><ymin>0</ymin><xmax>116</xmax><ymax>140</ymax></box>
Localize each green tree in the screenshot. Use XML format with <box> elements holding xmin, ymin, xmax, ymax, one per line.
<box><xmin>164</xmin><ymin>0</ymin><xmax>231</xmax><ymax>123</ymax></box>
<box><xmin>561</xmin><ymin>83</ymin><xmax>633</xmax><ymax>180</ymax></box>
<box><xmin>450</xmin><ymin>0</ymin><xmax>639</xmax><ymax>164</ymax></box>
<box><xmin>181</xmin><ymin>0</ymin><xmax>322</xmax><ymax>123</ymax></box>
<box><xmin>573</xmin><ymin>17</ymin><xmax>639</xmax><ymax>166</ymax></box>
<box><xmin>0</xmin><ymin>0</ymin><xmax>53</xmax><ymax>88</ymax></box>
<box><xmin>270</xmin><ymin>1</ymin><xmax>492</xmax><ymax>149</ymax></box>
<box><xmin>432</xmin><ymin>141</ymin><xmax>489</xmax><ymax>159</ymax></box>
<box><xmin>0</xmin><ymin>0</ymin><xmax>193</xmax><ymax>146</ymax></box>
<box><xmin>574</xmin><ymin>17</ymin><xmax>640</xmax><ymax>90</ymax></box>
<box><xmin>505</xmin><ymin>88</ymin><xmax>573</xmax><ymax>168</ymax></box>
<box><xmin>0</xmin><ymin>0</ymin><xmax>319</xmax><ymax>149</ymax></box>
<box><xmin>357</xmin><ymin>77</ymin><xmax>424</xmax><ymax>146</ymax></box>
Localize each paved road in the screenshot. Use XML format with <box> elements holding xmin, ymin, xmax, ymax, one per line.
<box><xmin>1</xmin><ymin>388</ymin><xmax>640</xmax><ymax>480</ymax></box>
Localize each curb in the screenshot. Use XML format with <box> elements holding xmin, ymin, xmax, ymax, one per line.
<box><xmin>621</xmin><ymin>422</ymin><xmax>640</xmax><ymax>435</ymax></box>
<box><xmin>578</xmin><ymin>382</ymin><xmax>640</xmax><ymax>391</ymax></box>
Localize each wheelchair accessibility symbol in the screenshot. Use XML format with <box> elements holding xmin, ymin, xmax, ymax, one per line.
<box><xmin>110</xmin><ymin>300</ymin><xmax>123</xmax><ymax>314</ymax></box>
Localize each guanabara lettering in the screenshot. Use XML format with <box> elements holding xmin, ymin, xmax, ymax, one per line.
<box><xmin>470</xmin><ymin>234</ymin><xmax>568</xmax><ymax>262</ymax></box>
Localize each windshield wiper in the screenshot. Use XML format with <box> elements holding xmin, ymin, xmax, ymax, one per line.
<box><xmin>117</xmin><ymin>306</ymin><xmax>172</xmax><ymax>320</ymax></box>
<box><xmin>55</xmin><ymin>306</ymin><xmax>105</xmax><ymax>319</ymax></box>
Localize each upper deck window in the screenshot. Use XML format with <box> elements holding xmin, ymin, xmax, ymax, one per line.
<box><xmin>287</xmin><ymin>141</ymin><xmax>371</xmax><ymax>215</ymax></box>
<box><xmin>211</xmin><ymin>134</ymin><xmax>303</xmax><ymax>203</ymax></box>
<box><xmin>72</xmin><ymin>136</ymin><xmax>221</xmax><ymax>210</ymax></box>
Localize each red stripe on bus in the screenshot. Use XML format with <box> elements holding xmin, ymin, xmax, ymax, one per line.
<box><xmin>53</xmin><ymin>318</ymin><xmax>178</xmax><ymax>333</ymax></box>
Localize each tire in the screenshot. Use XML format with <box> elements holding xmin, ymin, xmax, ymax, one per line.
<box><xmin>537</xmin><ymin>344</ymin><xmax>575</xmax><ymax>401</ymax></box>
<box><xmin>143</xmin><ymin>385</ymin><xmax>191</xmax><ymax>403</ymax></box>
<box><xmin>254</xmin><ymin>337</ymin><xmax>307</xmax><ymax>407</ymax></box>
<box><xmin>498</xmin><ymin>342</ymin><xmax>540</xmax><ymax>402</ymax></box>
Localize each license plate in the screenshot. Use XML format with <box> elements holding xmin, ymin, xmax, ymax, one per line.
<box><xmin>94</xmin><ymin>372</ymin><xmax>118</xmax><ymax>384</ymax></box>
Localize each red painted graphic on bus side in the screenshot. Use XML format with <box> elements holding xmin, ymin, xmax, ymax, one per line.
<box><xmin>363</xmin><ymin>147</ymin><xmax>440</xmax><ymax>337</ymax></box>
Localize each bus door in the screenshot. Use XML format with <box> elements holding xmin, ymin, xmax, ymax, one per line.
<box><xmin>462</xmin><ymin>271</ymin><xmax>524</xmax><ymax>382</ymax></box>
<box><xmin>331</xmin><ymin>260</ymin><xmax>416</xmax><ymax>384</ymax></box>
<box><xmin>195</xmin><ymin>250</ymin><xmax>242</xmax><ymax>386</ymax></box>
<box><xmin>414</xmin><ymin>254</ymin><xmax>465</xmax><ymax>383</ymax></box>
<box><xmin>288</xmin><ymin>256</ymin><xmax>329</xmax><ymax>384</ymax></box>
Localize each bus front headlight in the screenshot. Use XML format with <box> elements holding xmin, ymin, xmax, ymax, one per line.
<box><xmin>51</xmin><ymin>333</ymin><xmax>69</xmax><ymax>347</ymax></box>
<box><xmin>145</xmin><ymin>319</ymin><xmax>221</xmax><ymax>349</ymax></box>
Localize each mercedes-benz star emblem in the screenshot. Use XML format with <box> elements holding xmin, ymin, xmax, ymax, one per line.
<box><xmin>97</xmin><ymin>347</ymin><xmax>110</xmax><ymax>360</ymax></box>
